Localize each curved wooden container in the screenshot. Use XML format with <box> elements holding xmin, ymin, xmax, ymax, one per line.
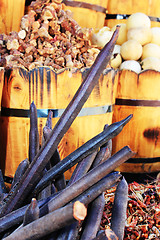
<box><xmin>112</xmin><ymin>69</ymin><xmax>160</xmax><ymax>173</ymax></box>
<box><xmin>0</xmin><ymin>0</ymin><xmax>25</xmax><ymax>34</ymax></box>
<box><xmin>62</xmin><ymin>0</ymin><xmax>108</xmax><ymax>30</ymax></box>
<box><xmin>105</xmin><ymin>0</ymin><xmax>160</xmax><ymax>28</ymax></box>
<box><xmin>0</xmin><ymin>67</ymin><xmax>118</xmax><ymax>180</ymax></box>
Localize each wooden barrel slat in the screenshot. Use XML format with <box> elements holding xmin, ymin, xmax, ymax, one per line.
<box><xmin>112</xmin><ymin>69</ymin><xmax>160</xmax><ymax>173</ymax></box>
<box><xmin>105</xmin><ymin>0</ymin><xmax>160</xmax><ymax>28</ymax></box>
<box><xmin>0</xmin><ymin>0</ymin><xmax>25</xmax><ymax>34</ymax></box>
<box><xmin>0</xmin><ymin>68</ymin><xmax>29</xmax><ymax>177</ymax></box>
<box><xmin>62</xmin><ymin>0</ymin><xmax>108</xmax><ymax>30</ymax></box>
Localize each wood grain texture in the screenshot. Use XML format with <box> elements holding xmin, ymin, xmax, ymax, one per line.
<box><xmin>112</xmin><ymin>69</ymin><xmax>160</xmax><ymax>173</ymax></box>
<box><xmin>105</xmin><ymin>0</ymin><xmax>160</xmax><ymax>28</ymax></box>
<box><xmin>63</xmin><ymin>0</ymin><xmax>108</xmax><ymax>30</ymax></box>
<box><xmin>0</xmin><ymin>68</ymin><xmax>29</xmax><ymax>177</ymax></box>
<box><xmin>0</xmin><ymin>0</ymin><xmax>25</xmax><ymax>34</ymax></box>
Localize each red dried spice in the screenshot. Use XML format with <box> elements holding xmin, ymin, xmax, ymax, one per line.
<box><xmin>101</xmin><ymin>180</ymin><xmax>160</xmax><ymax>239</ymax></box>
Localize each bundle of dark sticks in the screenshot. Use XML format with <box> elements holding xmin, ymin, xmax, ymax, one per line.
<box><xmin>0</xmin><ymin>27</ymin><xmax>135</xmax><ymax>240</ymax></box>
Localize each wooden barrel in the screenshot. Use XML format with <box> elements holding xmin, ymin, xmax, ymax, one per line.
<box><xmin>0</xmin><ymin>0</ymin><xmax>25</xmax><ymax>34</ymax></box>
<box><xmin>62</xmin><ymin>0</ymin><xmax>108</xmax><ymax>30</ymax></box>
<box><xmin>112</xmin><ymin>69</ymin><xmax>160</xmax><ymax>173</ymax></box>
<box><xmin>105</xmin><ymin>0</ymin><xmax>160</xmax><ymax>28</ymax></box>
<box><xmin>0</xmin><ymin>67</ymin><xmax>118</xmax><ymax>180</ymax></box>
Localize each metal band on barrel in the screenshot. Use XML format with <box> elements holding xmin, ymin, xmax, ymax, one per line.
<box><xmin>126</xmin><ymin>157</ymin><xmax>160</xmax><ymax>164</ymax></box>
<box><xmin>1</xmin><ymin>104</ymin><xmax>114</xmax><ymax>118</ymax></box>
<box><xmin>62</xmin><ymin>0</ymin><xmax>107</xmax><ymax>13</ymax></box>
<box><xmin>106</xmin><ymin>13</ymin><xmax>160</xmax><ymax>22</ymax></box>
<box><xmin>115</xmin><ymin>98</ymin><xmax>160</xmax><ymax>107</ymax></box>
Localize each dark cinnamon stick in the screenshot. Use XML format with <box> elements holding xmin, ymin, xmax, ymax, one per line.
<box><xmin>93</xmin><ymin>229</ymin><xmax>118</xmax><ymax>240</ymax></box>
<box><xmin>80</xmin><ymin>193</ymin><xmax>106</xmax><ymax>240</ymax></box>
<box><xmin>3</xmin><ymin>201</ymin><xmax>87</xmax><ymax>240</ymax></box>
<box><xmin>111</xmin><ymin>177</ymin><xmax>128</xmax><ymax>240</ymax></box>
<box><xmin>56</xmin><ymin>172</ymin><xmax>121</xmax><ymax>240</ymax></box>
<box><xmin>43</xmin><ymin>126</ymin><xmax>66</xmax><ymax>191</ymax></box>
<box><xmin>23</xmin><ymin>198</ymin><xmax>40</xmax><ymax>226</ymax></box>
<box><xmin>11</xmin><ymin>159</ymin><xmax>29</xmax><ymax>190</ymax></box>
<box><xmin>68</xmin><ymin>150</ymin><xmax>98</xmax><ymax>186</ymax></box>
<box><xmin>63</xmin><ymin>136</ymin><xmax>111</xmax><ymax>239</ymax></box>
<box><xmin>0</xmin><ymin>193</ymin><xmax>58</xmax><ymax>234</ymax></box>
<box><xmin>55</xmin><ymin>150</ymin><xmax>98</xmax><ymax>240</ymax></box>
<box><xmin>29</xmin><ymin>101</ymin><xmax>39</xmax><ymax>163</ymax></box>
<box><xmin>33</xmin><ymin>114</ymin><xmax>133</xmax><ymax>196</ymax></box>
<box><xmin>40</xmin><ymin>145</ymin><xmax>134</xmax><ymax>216</ymax></box>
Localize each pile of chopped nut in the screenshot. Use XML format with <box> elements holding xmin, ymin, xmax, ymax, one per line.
<box><xmin>101</xmin><ymin>179</ymin><xmax>160</xmax><ymax>239</ymax></box>
<box><xmin>0</xmin><ymin>0</ymin><xmax>100</xmax><ymax>71</ymax></box>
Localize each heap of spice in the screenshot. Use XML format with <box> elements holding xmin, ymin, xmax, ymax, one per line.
<box><xmin>0</xmin><ymin>0</ymin><xmax>100</xmax><ymax>71</ymax></box>
<box><xmin>101</xmin><ymin>180</ymin><xmax>160</xmax><ymax>239</ymax></box>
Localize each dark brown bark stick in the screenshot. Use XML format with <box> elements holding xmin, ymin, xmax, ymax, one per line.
<box><xmin>55</xmin><ymin>150</ymin><xmax>98</xmax><ymax>239</ymax></box>
<box><xmin>11</xmin><ymin>159</ymin><xmax>30</xmax><ymax>190</ymax></box>
<box><xmin>0</xmin><ymin>193</ymin><xmax>58</xmax><ymax>234</ymax></box>
<box><xmin>51</xmin><ymin>149</ymin><xmax>66</xmax><ymax>191</ymax></box>
<box><xmin>56</xmin><ymin>172</ymin><xmax>121</xmax><ymax>240</ymax></box>
<box><xmin>40</xmin><ymin>145</ymin><xmax>134</xmax><ymax>216</ymax></box>
<box><xmin>37</xmin><ymin>168</ymin><xmax>52</xmax><ymax>201</ymax></box>
<box><xmin>62</xmin><ymin>139</ymin><xmax>111</xmax><ymax>239</ymax></box>
<box><xmin>78</xmin><ymin>128</ymin><xmax>112</xmax><ymax>239</ymax></box>
<box><xmin>3</xmin><ymin>201</ymin><xmax>87</xmax><ymax>240</ymax></box>
<box><xmin>93</xmin><ymin>229</ymin><xmax>118</xmax><ymax>240</ymax></box>
<box><xmin>68</xmin><ymin>150</ymin><xmax>98</xmax><ymax>186</ymax></box>
<box><xmin>91</xmin><ymin>139</ymin><xmax>112</xmax><ymax>169</ymax></box>
<box><xmin>33</xmin><ymin>114</ymin><xmax>132</xmax><ymax>196</ymax></box>
<box><xmin>0</xmin><ymin>27</ymin><xmax>119</xmax><ymax>217</ymax></box>
<box><xmin>23</xmin><ymin>198</ymin><xmax>40</xmax><ymax>226</ymax></box>
<box><xmin>40</xmin><ymin>171</ymin><xmax>121</xmax><ymax>219</ymax></box>
<box><xmin>73</xmin><ymin>172</ymin><xmax>119</xmax><ymax>206</ymax></box>
<box><xmin>29</xmin><ymin>101</ymin><xmax>39</xmax><ymax>163</ymax></box>
<box><xmin>43</xmin><ymin>126</ymin><xmax>66</xmax><ymax>191</ymax></box>
<box><xmin>80</xmin><ymin>193</ymin><xmax>106</xmax><ymax>240</ymax></box>
<box><xmin>111</xmin><ymin>177</ymin><xmax>128</xmax><ymax>240</ymax></box>
<box><xmin>11</xmin><ymin>198</ymin><xmax>40</xmax><ymax>234</ymax></box>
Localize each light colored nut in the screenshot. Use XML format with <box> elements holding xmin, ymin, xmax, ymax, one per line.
<box><xmin>18</xmin><ymin>30</ymin><xmax>26</xmax><ymax>39</ymax></box>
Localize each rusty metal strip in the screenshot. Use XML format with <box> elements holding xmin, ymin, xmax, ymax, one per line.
<box><xmin>115</xmin><ymin>98</ymin><xmax>160</xmax><ymax>107</ymax></box>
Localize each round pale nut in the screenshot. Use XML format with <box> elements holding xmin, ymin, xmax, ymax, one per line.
<box><xmin>126</xmin><ymin>12</ymin><xmax>151</xmax><ymax>30</ymax></box>
<box><xmin>120</xmin><ymin>39</ymin><xmax>142</xmax><ymax>60</ymax></box>
<box><xmin>18</xmin><ymin>29</ymin><xmax>26</xmax><ymax>39</ymax></box>
<box><xmin>120</xmin><ymin>60</ymin><xmax>141</xmax><ymax>73</ymax></box>
<box><xmin>127</xmin><ymin>27</ymin><xmax>152</xmax><ymax>45</ymax></box>
<box><xmin>141</xmin><ymin>57</ymin><xmax>160</xmax><ymax>71</ymax></box>
<box><xmin>151</xmin><ymin>27</ymin><xmax>160</xmax><ymax>46</ymax></box>
<box><xmin>141</xmin><ymin>43</ymin><xmax>160</xmax><ymax>60</ymax></box>
<box><xmin>110</xmin><ymin>53</ymin><xmax>122</xmax><ymax>69</ymax></box>
<box><xmin>111</xmin><ymin>23</ymin><xmax>127</xmax><ymax>45</ymax></box>
<box><xmin>113</xmin><ymin>44</ymin><xmax>121</xmax><ymax>55</ymax></box>
<box><xmin>91</xmin><ymin>27</ymin><xmax>113</xmax><ymax>48</ymax></box>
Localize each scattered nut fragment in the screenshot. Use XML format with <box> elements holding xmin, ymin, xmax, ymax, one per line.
<box><xmin>7</xmin><ymin>39</ymin><xmax>19</xmax><ymax>50</ymax></box>
<box><xmin>18</xmin><ymin>30</ymin><xmax>26</xmax><ymax>40</ymax></box>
